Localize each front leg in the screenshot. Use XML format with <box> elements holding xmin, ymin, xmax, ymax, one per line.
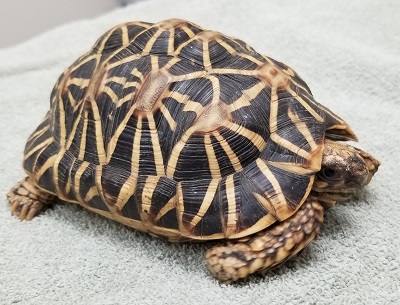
<box><xmin>206</xmin><ymin>200</ymin><xmax>324</xmax><ymax>283</ymax></box>
<box><xmin>7</xmin><ymin>177</ymin><xmax>56</xmax><ymax>221</ymax></box>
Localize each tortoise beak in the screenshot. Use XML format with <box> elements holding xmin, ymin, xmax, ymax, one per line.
<box><xmin>352</xmin><ymin>147</ymin><xmax>380</xmax><ymax>184</ymax></box>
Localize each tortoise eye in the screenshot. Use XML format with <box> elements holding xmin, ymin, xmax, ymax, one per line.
<box><xmin>318</xmin><ymin>167</ymin><xmax>342</xmax><ymax>182</ymax></box>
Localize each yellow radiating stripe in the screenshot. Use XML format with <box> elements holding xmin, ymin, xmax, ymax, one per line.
<box><xmin>167</xmin><ymin>28</ymin><xmax>175</xmax><ymax>54</ymax></box>
<box><xmin>174</xmin><ymin>35</ymin><xmax>195</xmax><ymax>55</ymax></box>
<box><xmin>142</xmin><ymin>29</ymin><xmax>163</xmax><ymax>54</ymax></box>
<box><xmin>65</xmin><ymin>161</ymin><xmax>74</xmax><ymax>196</ymax></box>
<box><xmin>103</xmin><ymin>85</ymin><xmax>120</xmax><ymax>103</ymax></box>
<box><xmin>27</xmin><ymin>124</ymin><xmax>49</xmax><ymax>142</ymax></box>
<box><xmin>88</xmin><ymin>100</ymin><xmax>107</xmax><ymax>163</ymax></box>
<box><xmin>202</xmin><ymin>39</ymin><xmax>211</xmax><ymax>69</ymax></box>
<box><xmin>166</xmin><ymin>126</ymin><xmax>196</xmax><ymax>177</ymax></box>
<box><xmin>229</xmin><ymin>82</ymin><xmax>264</xmax><ymax>111</ymax></box>
<box><xmin>269</xmin><ymin>86</ymin><xmax>279</xmax><ymax>133</ymax></box>
<box><xmin>84</xmin><ymin>185</ymin><xmax>98</xmax><ymax>202</ymax></box>
<box><xmin>225</xmin><ymin>175</ymin><xmax>237</xmax><ymax>236</ymax></box>
<box><xmin>261</xmin><ymin>54</ymin><xmax>274</xmax><ymax>65</ymax></box>
<box><xmin>227</xmin><ymin>212</ymin><xmax>276</xmax><ymax>239</ymax></box>
<box><xmin>284</xmin><ymin>67</ymin><xmax>296</xmax><ymax>77</ymax></box>
<box><xmin>116</xmin><ymin>93</ymin><xmax>136</xmax><ymax>107</ymax></box>
<box><xmin>58</xmin><ymin>91</ymin><xmax>67</xmax><ymax>147</ymax></box>
<box><xmin>288</xmin><ymin>108</ymin><xmax>318</xmax><ymax>151</ymax></box>
<box><xmin>181</xmin><ymin>25</ymin><xmax>196</xmax><ymax>39</ymax></box>
<box><xmin>253</xmin><ymin>192</ymin><xmax>275</xmax><ymax>216</ymax></box>
<box><xmin>176</xmin><ymin>182</ymin><xmax>184</xmax><ymax>231</ymax></box>
<box><xmin>147</xmin><ymin>114</ymin><xmax>165</xmax><ymax>176</ymax></box>
<box><xmin>211</xmin><ymin>68</ymin><xmax>257</xmax><ymax>76</ymax></box>
<box><xmin>204</xmin><ymin>134</ymin><xmax>220</xmax><ymax>178</ymax></box>
<box><xmin>73</xmin><ymin>161</ymin><xmax>90</xmax><ymax>203</ymax></box>
<box><xmin>161</xmin><ymin>57</ymin><xmax>180</xmax><ymax>70</ymax></box>
<box><xmin>66</xmin><ymin>104</ymin><xmax>85</xmax><ymax>150</ymax></box>
<box><xmin>106</xmin><ymin>76</ymin><xmax>127</xmax><ymax>85</ymax></box>
<box><xmin>287</xmin><ymin>87</ymin><xmax>323</xmax><ymax>122</ymax></box>
<box><xmin>123</xmin><ymin>80</ymin><xmax>140</xmax><ymax>89</ymax></box>
<box><xmin>207</xmin><ymin>75</ymin><xmax>220</xmax><ymax>102</ymax></box>
<box><xmin>67</xmin><ymin>91</ymin><xmax>79</xmax><ymax>111</ymax></box>
<box><xmin>121</xmin><ymin>25</ymin><xmax>129</xmax><ymax>46</ymax></box>
<box><xmin>107</xmin><ymin>76</ymin><xmax>140</xmax><ymax>90</ymax></box>
<box><xmin>213</xmin><ymin>132</ymin><xmax>242</xmax><ymax>172</ymax></box>
<box><xmin>35</xmin><ymin>154</ymin><xmax>57</xmax><ymax>181</ymax></box>
<box><xmin>225</xmin><ymin>122</ymin><xmax>266</xmax><ymax>151</ymax></box>
<box><xmin>52</xmin><ymin>150</ymin><xmax>65</xmax><ymax>200</ymax></box>
<box><xmin>189</xmin><ymin>178</ymin><xmax>220</xmax><ymax>228</ymax></box>
<box><xmin>270</xmin><ymin>133</ymin><xmax>310</xmax><ymax>159</ymax></box>
<box><xmin>168</xmin><ymin>91</ymin><xmax>190</xmax><ymax>104</ymax></box>
<box><xmin>229</xmin><ymin>94</ymin><xmax>251</xmax><ymax>111</ymax></box>
<box><xmin>216</xmin><ymin>38</ymin><xmax>237</xmax><ymax>55</ymax></box>
<box><xmin>24</xmin><ymin>138</ymin><xmax>53</xmax><ymax>160</ymax></box>
<box><xmin>170</xmin><ymin>70</ymin><xmax>207</xmax><ymax>82</ymax></box>
<box><xmin>78</xmin><ymin>111</ymin><xmax>89</xmax><ymax>160</ymax></box>
<box><xmin>155</xmin><ymin>196</ymin><xmax>176</xmax><ymax>222</ymax></box>
<box><xmin>182</xmin><ymin>100</ymin><xmax>204</xmax><ymax>113</ymax></box>
<box><xmin>150</xmin><ymin>55</ymin><xmax>159</xmax><ymax>70</ymax></box>
<box><xmin>130</xmin><ymin>67</ymin><xmax>145</xmax><ymax>82</ymax></box>
<box><xmin>239</xmin><ymin>53</ymin><xmax>265</xmax><ymax>65</ymax></box>
<box><xmin>95</xmin><ymin>165</ymin><xmax>105</xmax><ymax>206</ymax></box>
<box><xmin>114</xmin><ymin>174</ymin><xmax>138</xmax><ymax>212</ymax></box>
<box><xmin>141</xmin><ymin>176</ymin><xmax>160</xmax><ymax>221</ymax></box>
<box><xmin>67</xmin><ymin>78</ymin><xmax>90</xmax><ymax>89</ymax></box>
<box><xmin>30</xmin><ymin>143</ymin><xmax>52</xmax><ymax>179</ymax></box>
<box><xmin>130</xmin><ymin>116</ymin><xmax>142</xmax><ymax>175</ymax></box>
<box><xmin>241</xmin><ymin>81</ymin><xmax>265</xmax><ymax>101</ymax></box>
<box><xmin>255</xmin><ymin>158</ymin><xmax>289</xmax><ymax>220</ymax></box>
<box><xmin>159</xmin><ymin>104</ymin><xmax>176</xmax><ymax>131</ymax></box>
<box><xmin>107</xmin><ymin>54</ymin><xmax>142</xmax><ymax>69</ymax></box>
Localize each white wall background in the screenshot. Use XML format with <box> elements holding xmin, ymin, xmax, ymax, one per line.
<box><xmin>0</xmin><ymin>0</ymin><xmax>124</xmax><ymax>48</ymax></box>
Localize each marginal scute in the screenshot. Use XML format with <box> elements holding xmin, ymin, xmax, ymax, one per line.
<box><xmin>21</xmin><ymin>18</ymin><xmax>355</xmax><ymax>242</ymax></box>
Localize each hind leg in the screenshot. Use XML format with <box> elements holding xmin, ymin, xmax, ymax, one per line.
<box><xmin>7</xmin><ymin>177</ymin><xmax>56</xmax><ymax>221</ymax></box>
<box><xmin>206</xmin><ymin>200</ymin><xmax>324</xmax><ymax>283</ymax></box>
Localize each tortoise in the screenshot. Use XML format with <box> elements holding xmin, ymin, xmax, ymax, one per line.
<box><xmin>7</xmin><ymin>19</ymin><xmax>380</xmax><ymax>283</ymax></box>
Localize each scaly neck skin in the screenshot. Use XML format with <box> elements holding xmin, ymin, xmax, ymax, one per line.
<box><xmin>310</xmin><ymin>139</ymin><xmax>380</xmax><ymax>209</ymax></box>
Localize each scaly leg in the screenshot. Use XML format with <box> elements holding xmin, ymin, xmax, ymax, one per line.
<box><xmin>7</xmin><ymin>177</ymin><xmax>56</xmax><ymax>221</ymax></box>
<box><xmin>206</xmin><ymin>200</ymin><xmax>324</xmax><ymax>283</ymax></box>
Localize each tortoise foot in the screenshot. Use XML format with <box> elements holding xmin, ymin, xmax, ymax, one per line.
<box><xmin>7</xmin><ymin>177</ymin><xmax>56</xmax><ymax>221</ymax></box>
<box><xmin>206</xmin><ymin>201</ymin><xmax>324</xmax><ymax>283</ymax></box>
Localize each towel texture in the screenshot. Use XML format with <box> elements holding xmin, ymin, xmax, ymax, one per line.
<box><xmin>1</xmin><ymin>0</ymin><xmax>399</xmax><ymax>304</ymax></box>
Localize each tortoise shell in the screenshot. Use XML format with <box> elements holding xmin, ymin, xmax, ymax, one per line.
<box><xmin>23</xmin><ymin>19</ymin><xmax>355</xmax><ymax>241</ymax></box>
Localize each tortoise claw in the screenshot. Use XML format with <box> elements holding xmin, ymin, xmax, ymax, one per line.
<box><xmin>26</xmin><ymin>206</ymin><xmax>39</xmax><ymax>221</ymax></box>
<box><xmin>7</xmin><ymin>177</ymin><xmax>55</xmax><ymax>221</ymax></box>
<box><xmin>10</xmin><ymin>200</ymin><xmax>20</xmax><ymax>216</ymax></box>
<box><xmin>18</xmin><ymin>203</ymin><xmax>30</xmax><ymax>220</ymax></box>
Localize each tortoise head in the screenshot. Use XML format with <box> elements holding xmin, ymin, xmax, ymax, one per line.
<box><xmin>311</xmin><ymin>139</ymin><xmax>380</xmax><ymax>206</ymax></box>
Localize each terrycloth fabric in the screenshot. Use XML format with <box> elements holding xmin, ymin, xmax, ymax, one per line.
<box><xmin>1</xmin><ymin>0</ymin><xmax>399</xmax><ymax>304</ymax></box>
